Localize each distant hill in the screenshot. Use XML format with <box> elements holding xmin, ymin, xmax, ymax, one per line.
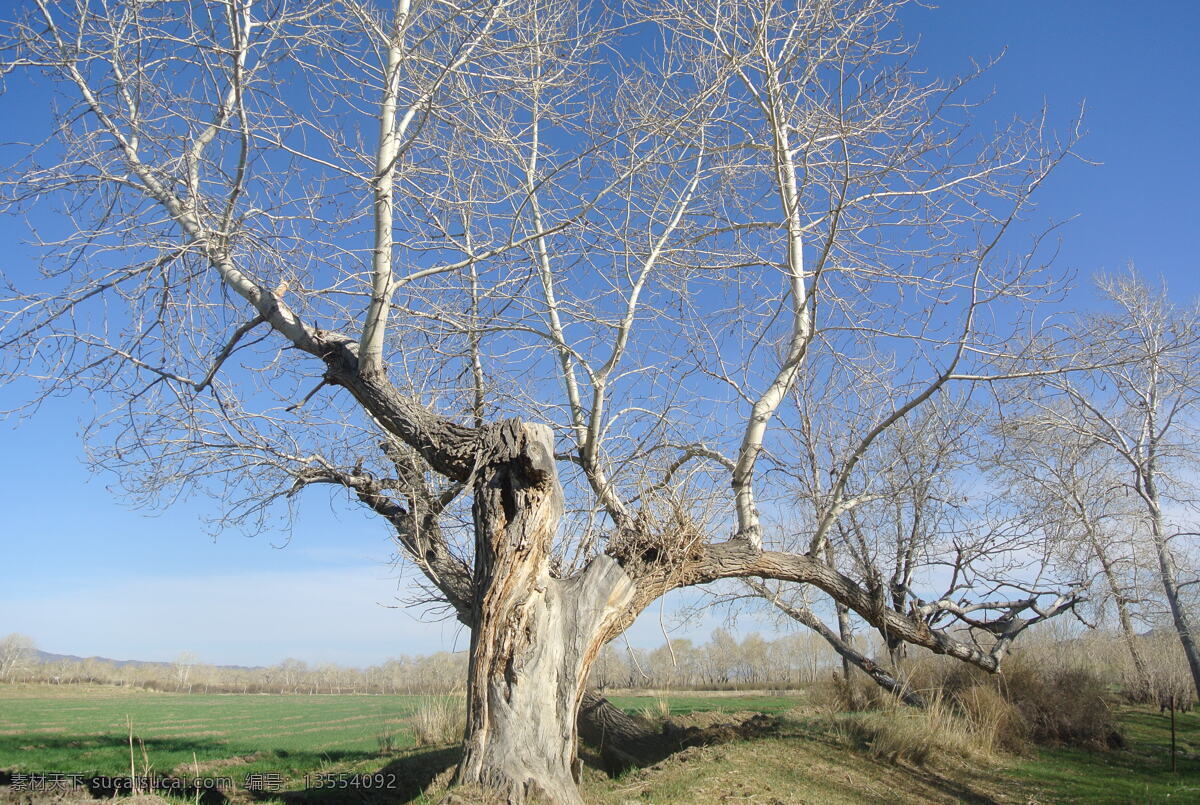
<box><xmin>34</xmin><ymin>650</ymin><xmax>262</xmax><ymax>671</ymax></box>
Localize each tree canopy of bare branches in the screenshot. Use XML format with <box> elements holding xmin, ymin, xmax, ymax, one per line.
<box><xmin>1</xmin><ymin>1</ymin><xmax>1082</xmax><ymax>800</ymax></box>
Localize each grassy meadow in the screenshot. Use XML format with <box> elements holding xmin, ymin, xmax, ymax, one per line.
<box><xmin>1</xmin><ymin>683</ymin><xmax>1198</xmax><ymax>803</ymax></box>
<box><xmin>0</xmin><ymin>684</ymin><xmax>437</xmax><ymax>785</ymax></box>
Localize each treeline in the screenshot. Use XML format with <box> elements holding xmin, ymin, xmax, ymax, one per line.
<box><xmin>590</xmin><ymin>629</ymin><xmax>843</xmax><ymax>690</ymax></box>
<box><xmin>2</xmin><ymin>626</ymin><xmax>1193</xmax><ymax>700</ymax></box>
<box><xmin>0</xmin><ymin>629</ymin><xmax>844</xmax><ymax>694</ymax></box>
<box><xmin>0</xmin><ymin>640</ymin><xmax>466</xmax><ymax>695</ymax></box>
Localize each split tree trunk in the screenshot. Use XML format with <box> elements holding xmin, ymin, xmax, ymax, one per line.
<box><xmin>454</xmin><ymin>421</ymin><xmax>634</xmax><ymax>804</ymax></box>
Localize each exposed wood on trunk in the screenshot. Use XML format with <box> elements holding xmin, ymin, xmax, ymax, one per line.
<box><xmin>455</xmin><ymin>422</ymin><xmax>636</xmax><ymax>804</ymax></box>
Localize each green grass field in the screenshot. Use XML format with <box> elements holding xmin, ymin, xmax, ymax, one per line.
<box><xmin>2</xmin><ymin>684</ymin><xmax>1198</xmax><ymax>803</ymax></box>
<box><xmin>0</xmin><ymin>684</ymin><xmax>421</xmax><ymax>774</ymax></box>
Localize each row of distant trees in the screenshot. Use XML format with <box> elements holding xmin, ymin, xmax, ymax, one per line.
<box><xmin>3</xmin><ymin>621</ymin><xmax>1193</xmax><ymax>698</ymax></box>
<box><xmin>0</xmin><ymin>633</ymin><xmax>455</xmax><ymax>694</ymax></box>
<box><xmin>0</xmin><ymin>629</ymin><xmax>837</xmax><ymax>693</ymax></box>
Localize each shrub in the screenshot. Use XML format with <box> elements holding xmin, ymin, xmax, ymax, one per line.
<box><xmin>377</xmin><ymin>722</ymin><xmax>400</xmax><ymax>755</ymax></box>
<box><xmin>999</xmin><ymin>658</ymin><xmax>1123</xmax><ymax>749</ymax></box>
<box><xmin>823</xmin><ymin>646</ymin><xmax>1126</xmax><ymax>762</ymax></box>
<box><xmin>897</xmin><ymin>648</ymin><xmax>1123</xmax><ymax>751</ymax></box>
<box><xmin>956</xmin><ymin>681</ymin><xmax>1027</xmax><ymax>754</ymax></box>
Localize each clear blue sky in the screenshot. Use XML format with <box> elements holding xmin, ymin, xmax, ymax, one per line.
<box><xmin>2</xmin><ymin>1</ymin><xmax>1198</xmax><ymax>668</ymax></box>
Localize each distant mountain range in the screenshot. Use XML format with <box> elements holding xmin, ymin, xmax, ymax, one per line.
<box><xmin>34</xmin><ymin>650</ymin><xmax>262</xmax><ymax>671</ymax></box>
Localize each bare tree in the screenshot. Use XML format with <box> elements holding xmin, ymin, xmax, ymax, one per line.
<box><xmin>173</xmin><ymin>651</ymin><xmax>199</xmax><ymax>692</ymax></box>
<box><xmin>747</xmin><ymin>396</ymin><xmax>1076</xmax><ymax>706</ymax></box>
<box><xmin>746</xmin><ymin>579</ymin><xmax>927</xmax><ymax>706</ymax></box>
<box><xmin>992</xmin><ymin>406</ymin><xmax>1156</xmax><ymax>698</ymax></box>
<box><xmin>0</xmin><ymin>0</ymin><xmax>1081</xmax><ymax>800</ymax></box>
<box><xmin>0</xmin><ymin>633</ymin><xmax>37</xmax><ymax>681</ymax></box>
<box><xmin>1008</xmin><ymin>270</ymin><xmax>1200</xmax><ymax>700</ymax></box>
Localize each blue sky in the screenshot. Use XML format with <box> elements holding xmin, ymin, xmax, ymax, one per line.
<box><xmin>2</xmin><ymin>1</ymin><xmax>1199</xmax><ymax>668</ymax></box>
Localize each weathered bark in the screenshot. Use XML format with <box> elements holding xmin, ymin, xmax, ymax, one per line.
<box><xmin>577</xmin><ymin>691</ymin><xmax>679</xmax><ymax>774</ymax></box>
<box><xmin>577</xmin><ymin>691</ymin><xmax>780</xmax><ymax>776</ymax></box>
<box><xmin>454</xmin><ymin>421</ymin><xmax>634</xmax><ymax>804</ymax></box>
<box><xmin>320</xmin><ymin>344</ymin><xmax>480</xmax><ymax>482</ymax></box>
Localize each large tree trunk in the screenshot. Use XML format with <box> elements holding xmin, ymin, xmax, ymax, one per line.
<box><xmin>577</xmin><ymin>691</ymin><xmax>702</xmax><ymax>775</ymax></box>
<box><xmin>454</xmin><ymin>421</ymin><xmax>634</xmax><ymax>804</ymax></box>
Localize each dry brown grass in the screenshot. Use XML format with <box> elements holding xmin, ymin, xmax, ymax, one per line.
<box><xmin>896</xmin><ymin>648</ymin><xmax>1123</xmax><ymax>751</ymax></box>
<box><xmin>638</xmin><ymin>693</ymin><xmax>672</xmax><ymax>722</ymax></box>
<box><xmin>823</xmin><ymin>692</ymin><xmax>1004</xmax><ymax>766</ymax></box>
<box><xmin>811</xmin><ymin>671</ymin><xmax>890</xmax><ymax>713</ymax></box>
<box><xmin>411</xmin><ymin>694</ymin><xmax>467</xmax><ymax>747</ymax></box>
<box><xmin>955</xmin><ymin>682</ymin><xmax>1026</xmax><ymax>754</ymax></box>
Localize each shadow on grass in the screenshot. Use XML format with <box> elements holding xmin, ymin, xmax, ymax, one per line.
<box><xmin>0</xmin><ymin>733</ymin><xmax>387</xmax><ymax>804</ymax></box>
<box><xmin>781</xmin><ymin>716</ymin><xmax>1009</xmax><ymax>805</ymax></box>
<box><xmin>0</xmin><ymin>733</ymin><xmax>380</xmax><ymax>767</ymax></box>
<box><xmin>0</xmin><ymin>735</ymin><xmax>235</xmax><ymax>804</ymax></box>
<box><xmin>245</xmin><ymin>747</ymin><xmax>462</xmax><ymax>804</ymax></box>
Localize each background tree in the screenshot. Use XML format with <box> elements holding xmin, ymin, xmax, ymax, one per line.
<box><xmin>0</xmin><ymin>633</ymin><xmax>37</xmax><ymax>682</ymax></box>
<box><xmin>173</xmin><ymin>651</ymin><xmax>199</xmax><ymax>692</ymax></box>
<box><xmin>992</xmin><ymin>403</ymin><xmax>1155</xmax><ymax>698</ymax></box>
<box><xmin>746</xmin><ymin>386</ymin><xmax>1068</xmax><ymax>706</ymax></box>
<box><xmin>1007</xmin><ymin>271</ymin><xmax>1200</xmax><ymax>699</ymax></box>
<box><xmin>0</xmin><ymin>0</ymin><xmax>1081</xmax><ymax>800</ymax></box>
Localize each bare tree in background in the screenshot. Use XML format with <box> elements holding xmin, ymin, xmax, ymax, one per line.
<box><xmin>748</xmin><ymin>395</ymin><xmax>1074</xmax><ymax>707</ymax></box>
<box><xmin>1</xmin><ymin>0</ymin><xmax>1082</xmax><ymax>800</ymax></box>
<box><xmin>1007</xmin><ymin>271</ymin><xmax>1200</xmax><ymax>700</ymax></box>
<box><xmin>173</xmin><ymin>651</ymin><xmax>199</xmax><ymax>692</ymax></box>
<box><xmin>992</xmin><ymin>405</ymin><xmax>1155</xmax><ymax>698</ymax></box>
<box><xmin>0</xmin><ymin>633</ymin><xmax>37</xmax><ymax>681</ymax></box>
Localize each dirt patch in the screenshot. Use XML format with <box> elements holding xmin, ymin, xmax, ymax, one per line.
<box><xmin>669</xmin><ymin>712</ymin><xmax>781</xmax><ymax>747</ymax></box>
<box><xmin>0</xmin><ymin>786</ymin><xmax>98</xmax><ymax>805</ymax></box>
<box><xmin>669</xmin><ymin>710</ymin><xmax>766</xmax><ymax>730</ymax></box>
<box><xmin>169</xmin><ymin>752</ymin><xmax>264</xmax><ymax>777</ymax></box>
